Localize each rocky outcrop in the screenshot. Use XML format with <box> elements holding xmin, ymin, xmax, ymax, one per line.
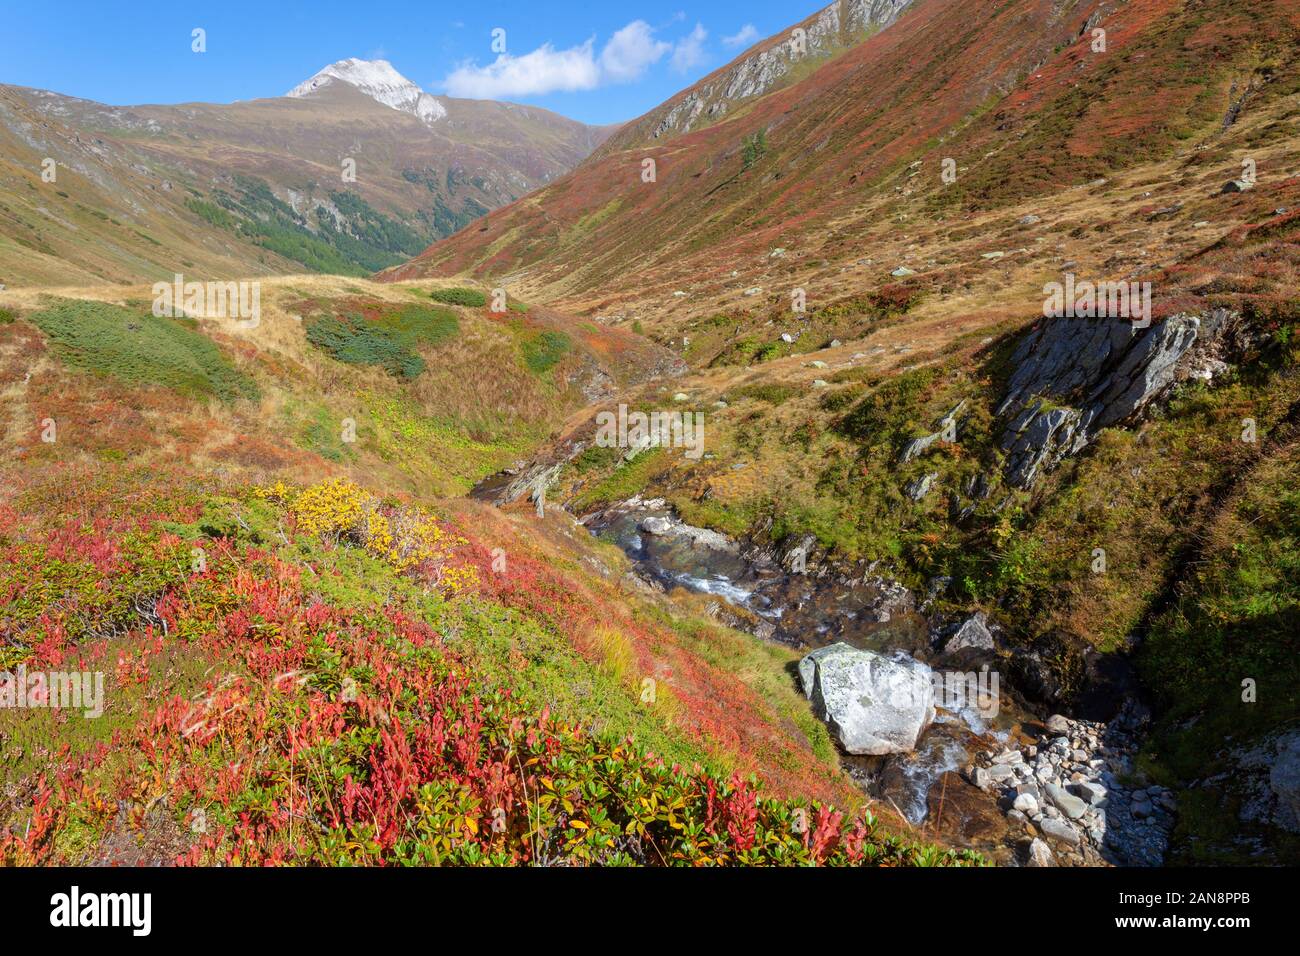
<box><xmin>899</xmin><ymin>401</ymin><xmax>965</xmax><ymax>463</ymax></box>
<box><xmin>1271</xmin><ymin>732</ymin><xmax>1300</xmax><ymax>831</ymax></box>
<box><xmin>996</xmin><ymin>310</ymin><xmax>1233</xmax><ymax>487</ymax></box>
<box><xmin>600</xmin><ymin>0</ymin><xmax>912</xmax><ymax>150</ymax></box>
<box><xmin>935</xmin><ymin>612</ymin><xmax>996</xmax><ymax>655</ymax></box>
<box><xmin>799</xmin><ymin>644</ymin><xmax>935</xmax><ymax>755</ymax></box>
<box><xmin>1228</xmin><ymin>729</ymin><xmax>1300</xmax><ymax>835</ymax></box>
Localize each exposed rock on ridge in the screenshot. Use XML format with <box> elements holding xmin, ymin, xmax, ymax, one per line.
<box><xmin>997</xmin><ymin>310</ymin><xmax>1234</xmax><ymax>487</ymax></box>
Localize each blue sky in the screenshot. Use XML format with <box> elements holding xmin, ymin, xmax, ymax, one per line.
<box><xmin>0</xmin><ymin>0</ymin><xmax>822</xmax><ymax>125</ymax></box>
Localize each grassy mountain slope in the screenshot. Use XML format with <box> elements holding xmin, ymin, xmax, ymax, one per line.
<box><xmin>381</xmin><ymin>0</ymin><xmax>1300</xmax><ymax>862</ymax></box>
<box><xmin>0</xmin><ymin>275</ymin><xmax>979</xmax><ymax>864</ymax></box>
<box><xmin>387</xmin><ymin>0</ymin><xmax>1298</xmax><ymax>326</ymax></box>
<box><xmin>0</xmin><ymin>81</ymin><xmax>612</xmax><ymax>287</ymax></box>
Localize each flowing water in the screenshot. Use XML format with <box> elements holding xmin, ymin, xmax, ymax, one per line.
<box><xmin>581</xmin><ymin>497</ymin><xmax>1029</xmax><ymax>825</ymax></box>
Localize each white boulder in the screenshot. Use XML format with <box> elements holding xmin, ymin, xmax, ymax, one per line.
<box><xmin>798</xmin><ymin>643</ymin><xmax>935</xmax><ymax>755</ymax></box>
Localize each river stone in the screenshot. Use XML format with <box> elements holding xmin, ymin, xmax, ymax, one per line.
<box><xmin>1074</xmin><ymin>781</ymin><xmax>1107</xmax><ymax>805</ymax></box>
<box><xmin>1039</xmin><ymin>817</ymin><xmax>1081</xmax><ymax>846</ymax></box>
<box><xmin>798</xmin><ymin>643</ymin><xmax>935</xmax><ymax>755</ymax></box>
<box><xmin>1269</xmin><ymin>734</ymin><xmax>1300</xmax><ymax>829</ymax></box>
<box><xmin>1026</xmin><ymin>837</ymin><xmax>1055</xmax><ymax>866</ymax></box>
<box><xmin>1046</xmin><ymin>783</ymin><xmax>1088</xmax><ymax>820</ymax></box>
<box><xmin>986</xmin><ymin>763</ymin><xmax>1016</xmax><ymax>784</ymax></box>
<box><xmin>638</xmin><ymin>516</ymin><xmax>675</xmax><ymax>536</ymax></box>
<box><xmin>1013</xmin><ymin>792</ymin><xmax>1039</xmax><ymax>815</ymax></box>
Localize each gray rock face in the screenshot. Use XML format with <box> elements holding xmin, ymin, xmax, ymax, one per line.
<box><xmin>904</xmin><ymin>472</ymin><xmax>938</xmax><ymax>500</ymax></box>
<box><xmin>799</xmin><ymin>643</ymin><xmax>935</xmax><ymax>755</ymax></box>
<box><xmin>640</xmin><ymin>0</ymin><xmax>911</xmax><ymax>142</ymax></box>
<box><xmin>996</xmin><ymin>312</ymin><xmax>1226</xmax><ymax>487</ymax></box>
<box><xmin>1269</xmin><ymin>731</ymin><xmax>1300</xmax><ymax>831</ymax></box>
<box><xmin>496</xmin><ymin>462</ymin><xmax>563</xmax><ymax>506</ymax></box>
<box><xmin>941</xmin><ymin>612</ymin><xmax>996</xmax><ymax>654</ymax></box>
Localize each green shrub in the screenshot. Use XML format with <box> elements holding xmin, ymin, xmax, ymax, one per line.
<box><xmin>429</xmin><ymin>287</ymin><xmax>488</xmax><ymax>307</ymax></box>
<box><xmin>28</xmin><ymin>300</ymin><xmax>258</xmax><ymax>401</ymax></box>
<box><xmin>732</xmin><ymin>382</ymin><xmax>799</xmax><ymax>405</ymax></box>
<box><xmin>522</xmin><ymin>330</ymin><xmax>571</xmax><ymax>374</ymax></box>
<box><xmin>306</xmin><ymin>304</ymin><xmax>459</xmax><ymax>380</ymax></box>
<box><xmin>0</xmin><ymin>307</ymin><xmax>14</xmax><ymax>324</ymax></box>
<box><xmin>836</xmin><ymin>368</ymin><xmax>936</xmax><ymax>446</ymax></box>
<box><xmin>742</xmin><ymin>130</ymin><xmax>768</xmax><ymax>170</ymax></box>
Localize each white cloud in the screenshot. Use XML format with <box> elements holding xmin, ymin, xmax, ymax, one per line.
<box><xmin>442</xmin><ymin>19</ymin><xmax>684</xmax><ymax>98</ymax></box>
<box><xmin>671</xmin><ymin>23</ymin><xmax>708</xmax><ymax>73</ymax></box>
<box><xmin>599</xmin><ymin>20</ymin><xmax>671</xmax><ymax>83</ymax></box>
<box><xmin>722</xmin><ymin>24</ymin><xmax>760</xmax><ymax>48</ymax></box>
<box><xmin>443</xmin><ymin>40</ymin><xmax>601</xmax><ymax>98</ymax></box>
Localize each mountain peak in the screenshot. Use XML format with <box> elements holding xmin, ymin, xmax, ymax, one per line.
<box><xmin>287</xmin><ymin>57</ymin><xmax>446</xmax><ymax>124</ymax></box>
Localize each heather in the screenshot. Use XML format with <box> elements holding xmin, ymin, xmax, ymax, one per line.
<box><xmin>0</xmin><ymin>468</ymin><xmax>975</xmax><ymax>866</ymax></box>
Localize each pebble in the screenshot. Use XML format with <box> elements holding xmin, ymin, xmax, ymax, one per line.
<box><xmin>974</xmin><ymin>703</ymin><xmax>1172</xmax><ymax>865</ymax></box>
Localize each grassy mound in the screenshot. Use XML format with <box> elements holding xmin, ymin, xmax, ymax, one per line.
<box><xmin>28</xmin><ymin>300</ymin><xmax>257</xmax><ymax>402</ymax></box>
<box><xmin>305</xmin><ymin>304</ymin><xmax>459</xmax><ymax>379</ymax></box>
<box><xmin>429</xmin><ymin>287</ymin><xmax>488</xmax><ymax>307</ymax></box>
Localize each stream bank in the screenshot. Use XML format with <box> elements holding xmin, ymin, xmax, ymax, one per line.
<box><xmin>472</xmin><ymin>474</ymin><xmax>1171</xmax><ymax>865</ymax></box>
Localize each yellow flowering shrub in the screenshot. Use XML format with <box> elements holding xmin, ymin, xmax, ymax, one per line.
<box><xmin>289</xmin><ymin>478</ymin><xmax>368</xmax><ymax>538</ymax></box>
<box><xmin>255</xmin><ymin>479</ymin><xmax>475</xmax><ymax>594</ymax></box>
<box><xmin>438</xmin><ymin>564</ymin><xmax>481</xmax><ymax>596</ymax></box>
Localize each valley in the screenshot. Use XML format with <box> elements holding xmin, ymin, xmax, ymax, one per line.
<box><xmin>1</xmin><ymin>0</ymin><xmax>1298</xmax><ymax>873</ymax></box>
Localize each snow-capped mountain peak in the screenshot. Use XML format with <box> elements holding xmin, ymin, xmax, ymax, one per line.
<box><xmin>287</xmin><ymin>58</ymin><xmax>446</xmax><ymax>124</ymax></box>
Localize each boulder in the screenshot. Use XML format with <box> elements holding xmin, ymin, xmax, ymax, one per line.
<box><xmin>798</xmin><ymin>644</ymin><xmax>935</xmax><ymax>755</ymax></box>
<box><xmin>1026</xmin><ymin>837</ymin><xmax>1055</xmax><ymax>866</ymax></box>
<box><xmin>1045</xmin><ymin>782</ymin><xmax>1088</xmax><ymax>820</ymax></box>
<box><xmin>1039</xmin><ymin>816</ymin><xmax>1081</xmax><ymax>846</ymax></box>
<box><xmin>638</xmin><ymin>516</ymin><xmax>675</xmax><ymax>536</ymax></box>
<box><xmin>1270</xmin><ymin>731</ymin><xmax>1300</xmax><ymax>831</ymax></box>
<box><xmin>941</xmin><ymin>612</ymin><xmax>996</xmax><ymax>654</ymax></box>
